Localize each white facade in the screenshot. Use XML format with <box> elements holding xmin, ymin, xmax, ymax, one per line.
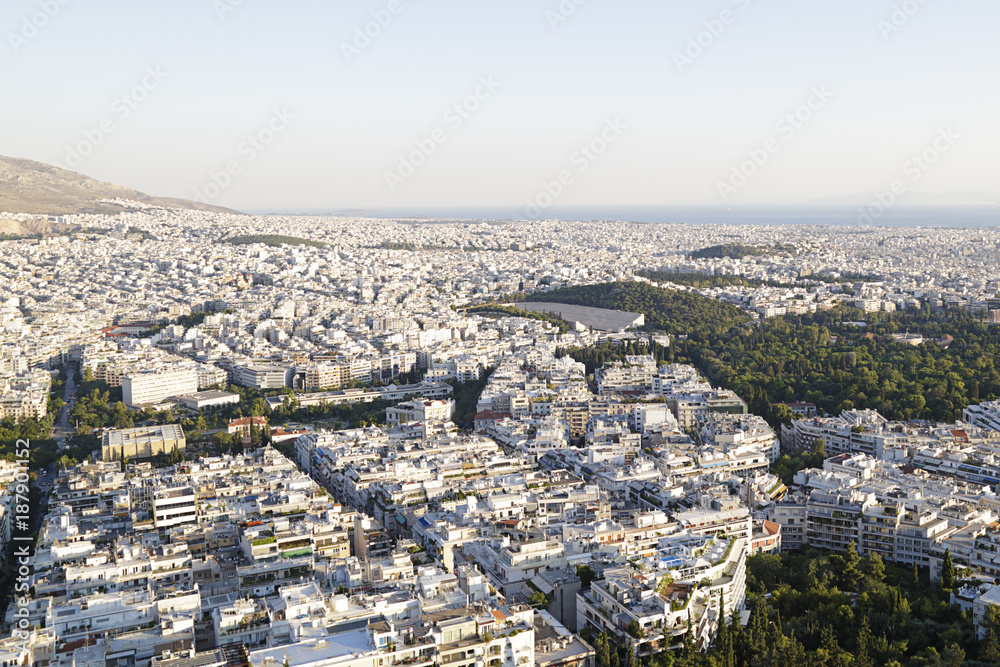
<box><xmin>122</xmin><ymin>368</ymin><xmax>199</xmax><ymax>407</ymax></box>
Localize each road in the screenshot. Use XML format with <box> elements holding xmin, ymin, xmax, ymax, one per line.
<box><xmin>31</xmin><ymin>463</ymin><xmax>55</xmax><ymax>534</ymax></box>
<box><xmin>31</xmin><ymin>366</ymin><xmax>73</xmax><ymax>531</ymax></box>
<box><xmin>52</xmin><ymin>364</ymin><xmax>77</xmax><ymax>449</ymax></box>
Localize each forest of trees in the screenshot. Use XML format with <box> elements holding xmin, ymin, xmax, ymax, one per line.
<box><xmin>538</xmin><ymin>282</ymin><xmax>1000</xmax><ymax>422</ymax></box>
<box><xmin>635</xmin><ymin>270</ymin><xmax>794</xmax><ymax>290</ymax></box>
<box><xmin>690</xmin><ymin>243</ymin><xmax>794</xmax><ymax>260</ymax></box>
<box><xmin>0</xmin><ymin>417</ymin><xmax>58</xmax><ymax>470</ymax></box>
<box><xmin>467</xmin><ymin>303</ymin><xmax>571</xmax><ymax>333</ymax></box>
<box><xmin>525</xmin><ymin>282</ymin><xmax>751</xmax><ymax>338</ymax></box>
<box><xmin>221</xmin><ymin>234</ymin><xmax>324</xmax><ymax>248</ymax></box>
<box><xmin>73</xmin><ymin>371</ymin><xmax>131</xmax><ymax>430</ymax></box>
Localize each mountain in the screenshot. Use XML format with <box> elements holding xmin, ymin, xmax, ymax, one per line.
<box><xmin>0</xmin><ymin>216</ymin><xmax>78</xmax><ymax>237</ymax></box>
<box><xmin>0</xmin><ymin>156</ymin><xmax>241</xmax><ymax>216</ymax></box>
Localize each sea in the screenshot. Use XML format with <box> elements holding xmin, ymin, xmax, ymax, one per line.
<box><xmin>263</xmin><ymin>205</ymin><xmax>1000</xmax><ymax>228</ymax></box>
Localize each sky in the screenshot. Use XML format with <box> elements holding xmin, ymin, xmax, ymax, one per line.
<box><xmin>2</xmin><ymin>0</ymin><xmax>999</xmax><ymax>212</ymax></box>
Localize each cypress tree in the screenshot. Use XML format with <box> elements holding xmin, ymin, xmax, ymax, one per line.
<box><xmin>820</xmin><ymin>624</ymin><xmax>838</xmax><ymax>655</ymax></box>
<box><xmin>855</xmin><ymin>618</ymin><xmax>874</xmax><ymax>667</ymax></box>
<box><xmin>715</xmin><ymin>596</ymin><xmax>732</xmax><ymax>667</ymax></box>
<box><xmin>982</xmin><ymin>628</ymin><xmax>1000</xmax><ymax>663</ymax></box>
<box><xmin>941</xmin><ymin>549</ymin><xmax>956</xmax><ymax>589</ymax></box>
<box><xmin>595</xmin><ymin>633</ymin><xmax>610</xmax><ymax>667</ymax></box>
<box><xmin>747</xmin><ymin>596</ymin><xmax>768</xmax><ymax>655</ymax></box>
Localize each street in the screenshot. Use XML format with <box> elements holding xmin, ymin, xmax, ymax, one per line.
<box><xmin>52</xmin><ymin>364</ymin><xmax>77</xmax><ymax>450</ymax></box>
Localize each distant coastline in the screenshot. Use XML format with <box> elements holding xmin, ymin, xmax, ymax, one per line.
<box><xmin>249</xmin><ymin>204</ymin><xmax>1000</xmax><ymax>227</ymax></box>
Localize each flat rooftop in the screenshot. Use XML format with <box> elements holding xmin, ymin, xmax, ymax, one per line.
<box><xmin>249</xmin><ymin>627</ymin><xmax>374</xmax><ymax>667</ymax></box>
<box><xmin>179</xmin><ymin>390</ymin><xmax>240</xmax><ymax>400</ymax></box>
<box><xmin>103</xmin><ymin>423</ymin><xmax>184</xmax><ymax>446</ymax></box>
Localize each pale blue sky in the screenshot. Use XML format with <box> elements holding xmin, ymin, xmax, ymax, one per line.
<box><xmin>2</xmin><ymin>0</ymin><xmax>998</xmax><ymax>211</ymax></box>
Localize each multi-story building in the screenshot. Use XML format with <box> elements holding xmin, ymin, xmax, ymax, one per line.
<box><xmin>597</xmin><ymin>356</ymin><xmax>657</xmax><ymax>394</ymax></box>
<box><xmin>770</xmin><ymin>498</ymin><xmax>807</xmax><ymax>550</ymax></box>
<box><xmin>302</xmin><ymin>362</ymin><xmax>349</xmax><ymax>391</ymax></box>
<box><xmin>153</xmin><ymin>485</ymin><xmax>197</xmax><ymax>528</ymax></box>
<box><xmin>576</xmin><ymin>533</ymin><xmax>747</xmax><ymax>654</ymax></box>
<box><xmin>669</xmin><ymin>391</ymin><xmax>748</xmax><ymax>430</ymax></box>
<box><xmin>0</xmin><ymin>369</ymin><xmax>50</xmax><ymax>419</ymax></box>
<box><xmin>675</xmin><ymin>499</ymin><xmax>752</xmax><ymax>539</ymax></box>
<box><xmin>101</xmin><ymin>424</ymin><xmax>186</xmax><ymax>461</ymax></box>
<box><xmin>464</xmin><ymin>537</ymin><xmax>568</xmax><ymax>597</ymax></box>
<box><xmin>769</xmin><ymin>486</ymin><xmax>954</xmax><ymax>569</ymax></box>
<box><xmin>385</xmin><ymin>399</ymin><xmax>456</xmax><ymax>426</ymax></box>
<box><xmin>965</xmin><ymin>401</ymin><xmax>1000</xmax><ymax>433</ymax></box>
<box><xmin>803</xmin><ymin>489</ymin><xmax>870</xmax><ymax>552</ymax></box>
<box><xmin>122</xmin><ymin>368</ymin><xmax>199</xmax><ymax>407</ymax></box>
<box><xmin>232</xmin><ymin>364</ymin><xmax>293</xmax><ymax>389</ymax></box>
<box><xmin>698</xmin><ymin>413</ymin><xmax>781</xmax><ymax>463</ymax></box>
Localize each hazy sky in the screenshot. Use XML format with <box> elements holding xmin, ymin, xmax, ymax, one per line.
<box><xmin>3</xmin><ymin>0</ymin><xmax>998</xmax><ymax>211</ymax></box>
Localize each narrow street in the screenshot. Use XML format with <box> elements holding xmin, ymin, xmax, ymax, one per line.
<box><xmin>51</xmin><ymin>364</ymin><xmax>77</xmax><ymax>450</ymax></box>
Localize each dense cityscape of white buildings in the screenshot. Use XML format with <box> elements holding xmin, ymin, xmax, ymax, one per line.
<box><xmin>2</xmin><ymin>208</ymin><xmax>1000</xmax><ymax>665</ymax></box>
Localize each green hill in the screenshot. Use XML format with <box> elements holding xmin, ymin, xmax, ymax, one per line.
<box><xmin>529</xmin><ymin>281</ymin><xmax>1000</xmax><ymax>424</ymax></box>
<box><xmin>523</xmin><ymin>281</ymin><xmax>750</xmax><ymax>338</ymax></box>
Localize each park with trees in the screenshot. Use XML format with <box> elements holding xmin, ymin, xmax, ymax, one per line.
<box><xmin>535</xmin><ymin>281</ymin><xmax>1000</xmax><ymax>423</ymax></box>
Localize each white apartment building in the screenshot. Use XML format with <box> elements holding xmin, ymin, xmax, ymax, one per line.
<box><xmin>577</xmin><ymin>534</ymin><xmax>748</xmax><ymax>653</ymax></box>
<box><xmin>769</xmin><ymin>488</ymin><xmax>952</xmax><ymax>568</ymax></box>
<box><xmin>597</xmin><ymin>355</ymin><xmax>657</xmax><ymax>394</ymax></box>
<box><xmin>302</xmin><ymin>362</ymin><xmax>349</xmax><ymax>391</ymax></box>
<box><xmin>385</xmin><ymin>399</ymin><xmax>456</xmax><ymax>426</ymax></box>
<box><xmin>0</xmin><ymin>369</ymin><xmax>50</xmax><ymax>419</ymax></box>
<box><xmin>965</xmin><ymin>401</ymin><xmax>1000</xmax><ymax>434</ymax></box>
<box><xmin>699</xmin><ymin>413</ymin><xmax>781</xmax><ymax>463</ymax></box>
<box><xmin>675</xmin><ymin>501</ymin><xmax>752</xmax><ymax>539</ymax></box>
<box><xmin>153</xmin><ymin>486</ymin><xmax>198</xmax><ymax>528</ymax></box>
<box><xmin>465</xmin><ymin>537</ymin><xmax>568</xmax><ymax>596</ymax></box>
<box><xmin>122</xmin><ymin>368</ymin><xmax>199</xmax><ymax>407</ymax></box>
<box><xmin>233</xmin><ymin>364</ymin><xmax>293</xmax><ymax>389</ymax></box>
<box><xmin>630</xmin><ymin>404</ymin><xmax>677</xmax><ymax>434</ymax></box>
<box><xmin>197</xmin><ymin>364</ymin><xmax>228</xmax><ymax>389</ymax></box>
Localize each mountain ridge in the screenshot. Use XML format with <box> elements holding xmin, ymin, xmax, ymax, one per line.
<box><xmin>0</xmin><ymin>155</ymin><xmax>241</xmax><ymax>216</ymax></box>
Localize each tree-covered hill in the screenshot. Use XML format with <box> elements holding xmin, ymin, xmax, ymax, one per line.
<box><xmin>533</xmin><ymin>281</ymin><xmax>1000</xmax><ymax>423</ymax></box>
<box><xmin>690</xmin><ymin>243</ymin><xmax>795</xmax><ymax>260</ymax></box>
<box><xmin>221</xmin><ymin>234</ymin><xmax>323</xmax><ymax>248</ymax></box>
<box><xmin>635</xmin><ymin>270</ymin><xmax>793</xmax><ymax>290</ymax></box>
<box><xmin>523</xmin><ymin>281</ymin><xmax>751</xmax><ymax>338</ymax></box>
